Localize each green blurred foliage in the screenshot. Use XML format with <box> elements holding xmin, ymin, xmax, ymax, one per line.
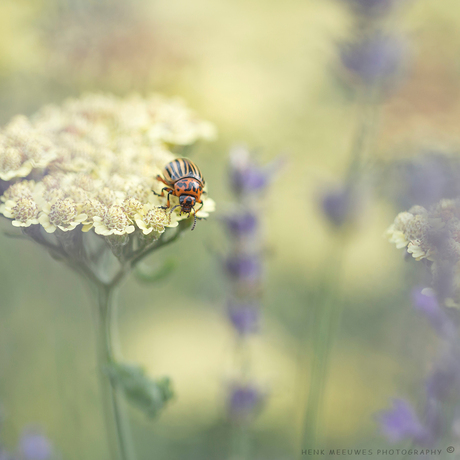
<box><xmin>0</xmin><ymin>0</ymin><xmax>459</xmax><ymax>458</ymax></box>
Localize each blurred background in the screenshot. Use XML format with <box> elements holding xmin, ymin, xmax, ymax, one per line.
<box><xmin>0</xmin><ymin>0</ymin><xmax>459</xmax><ymax>458</ymax></box>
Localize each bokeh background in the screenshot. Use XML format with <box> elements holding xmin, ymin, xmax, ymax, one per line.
<box><xmin>0</xmin><ymin>0</ymin><xmax>459</xmax><ymax>459</ymax></box>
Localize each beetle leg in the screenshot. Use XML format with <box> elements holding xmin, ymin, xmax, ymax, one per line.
<box><xmin>156</xmin><ymin>175</ymin><xmax>170</xmax><ymax>187</ymax></box>
<box><xmin>195</xmin><ymin>200</ymin><xmax>204</xmax><ymax>213</ymax></box>
<box><xmin>153</xmin><ymin>187</ymin><xmax>172</xmax><ymax>197</ymax></box>
<box><xmin>159</xmin><ymin>190</ymin><xmax>174</xmax><ymax>210</ymax></box>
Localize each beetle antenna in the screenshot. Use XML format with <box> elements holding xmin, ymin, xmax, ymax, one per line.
<box><xmin>191</xmin><ymin>211</ymin><xmax>197</xmax><ymax>231</ymax></box>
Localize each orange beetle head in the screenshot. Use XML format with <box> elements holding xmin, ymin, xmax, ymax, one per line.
<box><xmin>179</xmin><ymin>195</ymin><xmax>196</xmax><ymax>214</ymax></box>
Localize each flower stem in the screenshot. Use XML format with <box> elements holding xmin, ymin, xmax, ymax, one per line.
<box><xmin>230</xmin><ymin>423</ymin><xmax>252</xmax><ymax>460</ymax></box>
<box><xmin>299</xmin><ymin>93</ymin><xmax>380</xmax><ymax>453</ymax></box>
<box><xmin>95</xmin><ymin>283</ymin><xmax>136</xmax><ymax>460</ymax></box>
<box><xmin>299</xmin><ymin>239</ymin><xmax>345</xmax><ymax>452</ymax></box>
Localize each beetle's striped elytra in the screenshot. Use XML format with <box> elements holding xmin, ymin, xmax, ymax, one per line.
<box><xmin>154</xmin><ymin>158</ymin><xmax>206</xmax><ymax>230</ymax></box>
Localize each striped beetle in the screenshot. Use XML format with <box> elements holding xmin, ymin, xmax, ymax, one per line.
<box><xmin>154</xmin><ymin>158</ymin><xmax>205</xmax><ymax>230</ymax></box>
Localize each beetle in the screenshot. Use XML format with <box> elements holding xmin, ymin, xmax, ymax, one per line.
<box><xmin>154</xmin><ymin>158</ymin><xmax>205</xmax><ymax>231</ymax></box>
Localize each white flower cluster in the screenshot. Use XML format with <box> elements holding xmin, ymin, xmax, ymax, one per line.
<box><xmin>387</xmin><ymin>199</ymin><xmax>460</xmax><ymax>305</ymax></box>
<box><xmin>387</xmin><ymin>200</ymin><xmax>460</xmax><ymax>262</ymax></box>
<box><xmin>0</xmin><ymin>93</ymin><xmax>216</xmax><ymax>237</ymax></box>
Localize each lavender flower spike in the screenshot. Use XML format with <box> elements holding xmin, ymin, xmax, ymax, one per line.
<box><xmin>19</xmin><ymin>428</ymin><xmax>53</xmax><ymax>460</ymax></box>
<box><xmin>377</xmin><ymin>399</ymin><xmax>428</xmax><ymax>444</ymax></box>
<box><xmin>223</xmin><ymin>212</ymin><xmax>258</xmax><ymax>239</ymax></box>
<box><xmin>225</xmin><ymin>254</ymin><xmax>262</xmax><ymax>284</ymax></box>
<box><xmin>229</xmin><ymin>145</ymin><xmax>278</xmax><ymax>196</ymax></box>
<box><xmin>227</xmin><ymin>301</ymin><xmax>260</xmax><ymax>335</ymax></box>
<box><xmin>343</xmin><ymin>0</ymin><xmax>405</xmax><ymax>18</ymax></box>
<box><xmin>341</xmin><ymin>33</ymin><xmax>406</xmax><ymax>86</ymax></box>
<box><xmin>320</xmin><ymin>187</ymin><xmax>353</xmax><ymax>228</ymax></box>
<box><xmin>228</xmin><ymin>382</ymin><xmax>264</xmax><ymax>422</ymax></box>
<box><xmin>411</xmin><ymin>288</ymin><xmax>455</xmax><ymax>338</ymax></box>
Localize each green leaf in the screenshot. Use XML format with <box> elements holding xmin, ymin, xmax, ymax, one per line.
<box><xmin>134</xmin><ymin>257</ymin><xmax>177</xmax><ymax>284</ymax></box>
<box><xmin>106</xmin><ymin>362</ymin><xmax>174</xmax><ymax>418</ymax></box>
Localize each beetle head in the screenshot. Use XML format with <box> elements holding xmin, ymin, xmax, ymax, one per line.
<box><xmin>179</xmin><ymin>195</ymin><xmax>196</xmax><ymax>213</ymax></box>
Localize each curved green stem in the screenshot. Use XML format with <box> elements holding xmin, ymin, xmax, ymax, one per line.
<box><xmin>22</xmin><ymin>223</ymin><xmax>183</xmax><ymax>459</ymax></box>
<box><xmin>95</xmin><ymin>283</ymin><xmax>136</xmax><ymax>460</ymax></box>
<box><xmin>299</xmin><ymin>91</ymin><xmax>380</xmax><ymax>455</ymax></box>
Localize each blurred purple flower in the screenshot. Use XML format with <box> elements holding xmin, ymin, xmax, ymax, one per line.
<box><xmin>229</xmin><ymin>146</ymin><xmax>277</xmax><ymax>196</ymax></box>
<box><xmin>341</xmin><ymin>33</ymin><xmax>406</xmax><ymax>85</ymax></box>
<box><xmin>411</xmin><ymin>288</ymin><xmax>454</xmax><ymax>337</ymax></box>
<box><xmin>343</xmin><ymin>0</ymin><xmax>404</xmax><ymax>17</ymax></box>
<box><xmin>225</xmin><ymin>254</ymin><xmax>261</xmax><ymax>284</ymax></box>
<box><xmin>228</xmin><ymin>383</ymin><xmax>264</xmax><ymax>421</ymax></box>
<box><xmin>378</xmin><ymin>399</ymin><xmax>428</xmax><ymax>444</ymax></box>
<box><xmin>19</xmin><ymin>429</ymin><xmax>52</xmax><ymax>460</ymax></box>
<box><xmin>227</xmin><ymin>301</ymin><xmax>260</xmax><ymax>335</ymax></box>
<box><xmin>320</xmin><ymin>187</ymin><xmax>353</xmax><ymax>228</ymax></box>
<box><xmin>385</xmin><ymin>152</ymin><xmax>460</xmax><ymax>210</ymax></box>
<box><xmin>425</xmin><ymin>367</ymin><xmax>457</xmax><ymax>402</ymax></box>
<box><xmin>223</xmin><ymin>212</ymin><xmax>258</xmax><ymax>238</ymax></box>
<box><xmin>398</xmin><ymin>157</ymin><xmax>450</xmax><ymax>208</ymax></box>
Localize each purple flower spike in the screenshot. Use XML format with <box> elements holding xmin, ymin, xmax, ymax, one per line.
<box><xmin>228</xmin><ymin>383</ymin><xmax>264</xmax><ymax>421</ymax></box>
<box><xmin>223</xmin><ymin>212</ymin><xmax>258</xmax><ymax>238</ymax></box>
<box><xmin>19</xmin><ymin>429</ymin><xmax>53</xmax><ymax>460</ymax></box>
<box><xmin>227</xmin><ymin>301</ymin><xmax>260</xmax><ymax>335</ymax></box>
<box><xmin>229</xmin><ymin>146</ymin><xmax>274</xmax><ymax>196</ymax></box>
<box><xmin>343</xmin><ymin>0</ymin><xmax>404</xmax><ymax>17</ymax></box>
<box><xmin>225</xmin><ymin>254</ymin><xmax>261</xmax><ymax>284</ymax></box>
<box><xmin>411</xmin><ymin>288</ymin><xmax>453</xmax><ymax>337</ymax></box>
<box><xmin>425</xmin><ymin>368</ymin><xmax>456</xmax><ymax>403</ymax></box>
<box><xmin>341</xmin><ymin>33</ymin><xmax>406</xmax><ymax>85</ymax></box>
<box><xmin>378</xmin><ymin>399</ymin><xmax>427</xmax><ymax>444</ymax></box>
<box><xmin>320</xmin><ymin>188</ymin><xmax>352</xmax><ymax>228</ymax></box>
<box><xmin>397</xmin><ymin>154</ymin><xmax>449</xmax><ymax>208</ymax></box>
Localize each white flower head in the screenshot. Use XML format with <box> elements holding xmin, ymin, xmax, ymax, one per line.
<box><xmin>80</xmin><ymin>199</ymin><xmax>107</xmax><ymax>232</ymax></box>
<box><xmin>39</xmin><ymin>198</ymin><xmax>87</xmax><ymax>233</ymax></box>
<box><xmin>0</xmin><ymin>146</ymin><xmax>32</xmax><ymax>181</ymax></box>
<box><xmin>0</xmin><ymin>93</ymin><xmax>215</xmax><ymax>241</ymax></box>
<box><xmin>93</xmin><ymin>205</ymin><xmax>135</xmax><ymax>236</ymax></box>
<box><xmin>122</xmin><ymin>197</ymin><xmax>144</xmax><ymax>221</ymax></box>
<box><xmin>1</xmin><ymin>181</ymin><xmax>36</xmax><ymax>202</ymax></box>
<box><xmin>0</xmin><ymin>197</ymin><xmax>39</xmax><ymax>227</ymax></box>
<box><xmin>135</xmin><ymin>204</ymin><xmax>177</xmax><ymax>235</ymax></box>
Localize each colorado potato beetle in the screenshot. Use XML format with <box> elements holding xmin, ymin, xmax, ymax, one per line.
<box><xmin>154</xmin><ymin>158</ymin><xmax>205</xmax><ymax>231</ymax></box>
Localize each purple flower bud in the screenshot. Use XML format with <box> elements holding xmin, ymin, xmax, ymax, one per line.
<box><xmin>320</xmin><ymin>187</ymin><xmax>353</xmax><ymax>228</ymax></box>
<box><xmin>223</xmin><ymin>212</ymin><xmax>258</xmax><ymax>238</ymax></box>
<box><xmin>341</xmin><ymin>33</ymin><xmax>406</xmax><ymax>85</ymax></box>
<box><xmin>225</xmin><ymin>254</ymin><xmax>261</xmax><ymax>284</ymax></box>
<box><xmin>229</xmin><ymin>146</ymin><xmax>273</xmax><ymax>196</ymax></box>
<box><xmin>227</xmin><ymin>383</ymin><xmax>263</xmax><ymax>421</ymax></box>
<box><xmin>227</xmin><ymin>301</ymin><xmax>260</xmax><ymax>335</ymax></box>
<box><xmin>19</xmin><ymin>429</ymin><xmax>52</xmax><ymax>460</ymax></box>
<box><xmin>377</xmin><ymin>399</ymin><xmax>428</xmax><ymax>444</ymax></box>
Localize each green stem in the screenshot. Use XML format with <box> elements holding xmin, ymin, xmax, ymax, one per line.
<box><xmin>95</xmin><ymin>283</ymin><xmax>136</xmax><ymax>460</ymax></box>
<box><xmin>299</xmin><ymin>91</ymin><xmax>380</xmax><ymax>454</ymax></box>
<box><xmin>300</xmin><ymin>239</ymin><xmax>345</xmax><ymax>451</ymax></box>
<box><xmin>230</xmin><ymin>423</ymin><xmax>252</xmax><ymax>460</ymax></box>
